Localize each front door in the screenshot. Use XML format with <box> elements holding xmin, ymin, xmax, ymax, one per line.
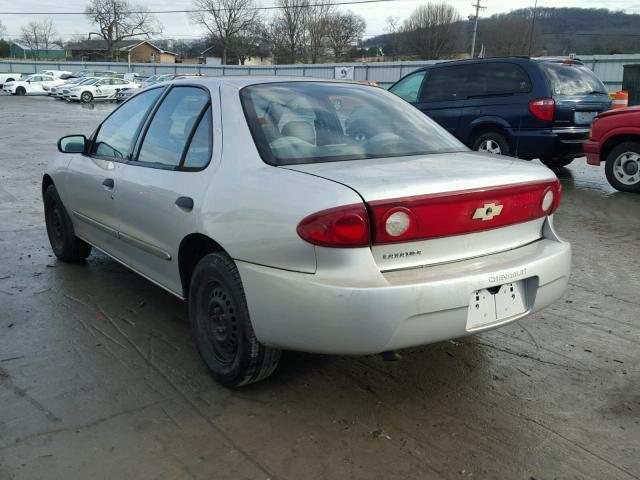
<box><xmin>114</xmin><ymin>85</ymin><xmax>214</xmax><ymax>295</ymax></box>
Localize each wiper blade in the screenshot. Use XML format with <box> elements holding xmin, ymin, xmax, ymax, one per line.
<box><xmin>587</xmin><ymin>91</ymin><xmax>608</xmax><ymax>95</ymax></box>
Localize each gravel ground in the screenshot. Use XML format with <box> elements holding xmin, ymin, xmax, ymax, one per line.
<box><xmin>0</xmin><ymin>95</ymin><xmax>638</xmax><ymax>480</ymax></box>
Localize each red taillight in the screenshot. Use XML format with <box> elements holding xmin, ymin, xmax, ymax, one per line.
<box><xmin>369</xmin><ymin>180</ymin><xmax>561</xmax><ymax>244</ymax></box>
<box><xmin>297</xmin><ymin>204</ymin><xmax>370</xmax><ymax>248</ymax></box>
<box><xmin>529</xmin><ymin>98</ymin><xmax>555</xmax><ymax>122</ymax></box>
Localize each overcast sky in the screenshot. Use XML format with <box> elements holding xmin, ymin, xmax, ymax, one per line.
<box><xmin>1</xmin><ymin>0</ymin><xmax>638</xmax><ymax>42</ymax></box>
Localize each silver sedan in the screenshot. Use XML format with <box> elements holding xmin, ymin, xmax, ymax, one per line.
<box><xmin>43</xmin><ymin>77</ymin><xmax>571</xmax><ymax>386</ymax></box>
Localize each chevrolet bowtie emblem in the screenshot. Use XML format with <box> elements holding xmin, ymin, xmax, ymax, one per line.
<box><xmin>472</xmin><ymin>203</ymin><xmax>504</xmax><ymax>221</ymax></box>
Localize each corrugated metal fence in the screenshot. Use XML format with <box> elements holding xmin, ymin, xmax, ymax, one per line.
<box><xmin>1</xmin><ymin>54</ymin><xmax>639</xmax><ymax>90</ymax></box>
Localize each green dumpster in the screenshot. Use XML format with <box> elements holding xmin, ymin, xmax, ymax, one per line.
<box><xmin>622</xmin><ymin>64</ymin><xmax>640</xmax><ymax>106</ymax></box>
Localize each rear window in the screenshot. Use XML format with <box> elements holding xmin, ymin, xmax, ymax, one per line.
<box><xmin>241</xmin><ymin>82</ymin><xmax>465</xmax><ymax>166</ymax></box>
<box><xmin>540</xmin><ymin>62</ymin><xmax>607</xmax><ymax>96</ymax></box>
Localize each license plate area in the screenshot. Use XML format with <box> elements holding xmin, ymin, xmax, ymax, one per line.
<box><xmin>467</xmin><ymin>280</ymin><xmax>528</xmax><ymax>330</ymax></box>
<box><xmin>574</xmin><ymin>111</ymin><xmax>597</xmax><ymax>125</ymax></box>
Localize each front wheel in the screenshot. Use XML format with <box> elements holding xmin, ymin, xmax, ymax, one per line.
<box><xmin>472</xmin><ymin>131</ymin><xmax>512</xmax><ymax>156</ymax></box>
<box><xmin>80</xmin><ymin>91</ymin><xmax>93</xmax><ymax>103</ymax></box>
<box><xmin>44</xmin><ymin>185</ymin><xmax>92</xmax><ymax>262</ymax></box>
<box><xmin>189</xmin><ymin>253</ymin><xmax>281</xmax><ymax>387</ymax></box>
<box><xmin>605</xmin><ymin>142</ymin><xmax>640</xmax><ymax>193</ymax></box>
<box><xmin>15</xmin><ymin>86</ymin><xmax>26</xmax><ymax>96</ymax></box>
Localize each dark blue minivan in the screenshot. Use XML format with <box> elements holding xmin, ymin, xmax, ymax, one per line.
<box><xmin>389</xmin><ymin>57</ymin><xmax>612</xmax><ymax>168</ymax></box>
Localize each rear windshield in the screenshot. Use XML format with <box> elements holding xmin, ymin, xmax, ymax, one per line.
<box><xmin>240</xmin><ymin>82</ymin><xmax>465</xmax><ymax>165</ymax></box>
<box><xmin>540</xmin><ymin>63</ymin><xmax>607</xmax><ymax>96</ymax></box>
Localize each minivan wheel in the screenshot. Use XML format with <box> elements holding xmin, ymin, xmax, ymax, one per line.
<box><xmin>80</xmin><ymin>91</ymin><xmax>93</xmax><ymax>103</ymax></box>
<box><xmin>605</xmin><ymin>142</ymin><xmax>640</xmax><ymax>193</ymax></box>
<box><xmin>472</xmin><ymin>131</ymin><xmax>511</xmax><ymax>156</ymax></box>
<box><xmin>189</xmin><ymin>253</ymin><xmax>281</xmax><ymax>387</ymax></box>
<box><xmin>44</xmin><ymin>185</ymin><xmax>92</xmax><ymax>262</ymax></box>
<box><xmin>540</xmin><ymin>157</ymin><xmax>574</xmax><ymax>169</ymax></box>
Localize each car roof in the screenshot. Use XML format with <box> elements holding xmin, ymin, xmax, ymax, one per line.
<box><xmin>409</xmin><ymin>56</ymin><xmax>585</xmax><ymax>73</ymax></box>
<box><xmin>174</xmin><ymin>76</ymin><xmax>365</xmax><ymax>90</ymax></box>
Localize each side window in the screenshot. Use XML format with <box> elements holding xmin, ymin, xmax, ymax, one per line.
<box><xmin>183</xmin><ymin>107</ymin><xmax>212</xmax><ymax>169</ymax></box>
<box><xmin>420</xmin><ymin>66</ymin><xmax>473</xmax><ymax>103</ymax></box>
<box><xmin>91</xmin><ymin>88</ymin><xmax>163</xmax><ymax>159</ymax></box>
<box><xmin>390</xmin><ymin>71</ymin><xmax>426</xmax><ymax>103</ymax></box>
<box><xmin>468</xmin><ymin>63</ymin><xmax>532</xmax><ymax>97</ymax></box>
<box><xmin>137</xmin><ymin>87</ymin><xmax>209</xmax><ymax>167</ymax></box>
<box><xmin>31</xmin><ymin>76</ymin><xmax>43</xmax><ymax>82</ymax></box>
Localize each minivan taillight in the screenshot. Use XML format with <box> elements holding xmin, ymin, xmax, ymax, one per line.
<box><xmin>529</xmin><ymin>98</ymin><xmax>555</xmax><ymax>122</ymax></box>
<box><xmin>297</xmin><ymin>204</ymin><xmax>370</xmax><ymax>248</ymax></box>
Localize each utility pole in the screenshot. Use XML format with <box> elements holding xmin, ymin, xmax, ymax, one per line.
<box><xmin>528</xmin><ymin>0</ymin><xmax>538</xmax><ymax>57</ymax></box>
<box><xmin>470</xmin><ymin>0</ymin><xmax>486</xmax><ymax>58</ymax></box>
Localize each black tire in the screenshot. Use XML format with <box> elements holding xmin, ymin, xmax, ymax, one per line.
<box><xmin>15</xmin><ymin>86</ymin><xmax>26</xmax><ymax>96</ymax></box>
<box><xmin>540</xmin><ymin>157</ymin><xmax>574</xmax><ymax>169</ymax></box>
<box><xmin>605</xmin><ymin>141</ymin><xmax>640</xmax><ymax>193</ymax></box>
<box><xmin>43</xmin><ymin>185</ymin><xmax>92</xmax><ymax>262</ymax></box>
<box><xmin>80</xmin><ymin>91</ymin><xmax>93</xmax><ymax>103</ymax></box>
<box><xmin>472</xmin><ymin>131</ymin><xmax>512</xmax><ymax>156</ymax></box>
<box><xmin>189</xmin><ymin>253</ymin><xmax>281</xmax><ymax>387</ymax></box>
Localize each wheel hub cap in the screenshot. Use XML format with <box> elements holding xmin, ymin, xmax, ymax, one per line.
<box><xmin>479</xmin><ymin>139</ymin><xmax>502</xmax><ymax>155</ymax></box>
<box><xmin>613</xmin><ymin>152</ymin><xmax>640</xmax><ymax>185</ymax></box>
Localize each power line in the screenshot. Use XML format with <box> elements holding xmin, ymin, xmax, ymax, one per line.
<box><xmin>0</xmin><ymin>0</ymin><xmax>409</xmax><ymax>15</ymax></box>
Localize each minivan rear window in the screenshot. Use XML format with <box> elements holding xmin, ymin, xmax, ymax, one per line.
<box><xmin>540</xmin><ymin>63</ymin><xmax>607</xmax><ymax>96</ymax></box>
<box><xmin>241</xmin><ymin>82</ymin><xmax>465</xmax><ymax>166</ymax></box>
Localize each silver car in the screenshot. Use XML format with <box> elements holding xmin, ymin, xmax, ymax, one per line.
<box><xmin>43</xmin><ymin>78</ymin><xmax>571</xmax><ymax>386</ymax></box>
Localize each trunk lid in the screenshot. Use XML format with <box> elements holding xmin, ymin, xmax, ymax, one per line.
<box><xmin>285</xmin><ymin>152</ymin><xmax>559</xmax><ymax>271</ymax></box>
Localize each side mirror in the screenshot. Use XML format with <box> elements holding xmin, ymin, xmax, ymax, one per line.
<box><xmin>27</xmin><ymin>80</ymin><xmax>31</xmax><ymax>84</ymax></box>
<box><xmin>58</xmin><ymin>135</ymin><xmax>87</xmax><ymax>154</ymax></box>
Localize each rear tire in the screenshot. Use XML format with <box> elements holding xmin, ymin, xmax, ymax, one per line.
<box><xmin>44</xmin><ymin>185</ymin><xmax>92</xmax><ymax>262</ymax></box>
<box><xmin>472</xmin><ymin>131</ymin><xmax>512</xmax><ymax>156</ymax></box>
<box><xmin>605</xmin><ymin>141</ymin><xmax>640</xmax><ymax>193</ymax></box>
<box><xmin>540</xmin><ymin>157</ymin><xmax>574</xmax><ymax>169</ymax></box>
<box><xmin>15</xmin><ymin>86</ymin><xmax>25</xmax><ymax>96</ymax></box>
<box><xmin>189</xmin><ymin>253</ymin><xmax>281</xmax><ymax>387</ymax></box>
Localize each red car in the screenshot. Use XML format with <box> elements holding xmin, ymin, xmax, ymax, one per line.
<box><xmin>584</xmin><ymin>106</ymin><xmax>640</xmax><ymax>192</ymax></box>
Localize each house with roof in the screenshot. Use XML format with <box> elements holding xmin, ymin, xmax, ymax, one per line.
<box><xmin>10</xmin><ymin>41</ymin><xmax>65</xmax><ymax>60</ymax></box>
<box><xmin>66</xmin><ymin>39</ymin><xmax>178</xmax><ymax>63</ymax></box>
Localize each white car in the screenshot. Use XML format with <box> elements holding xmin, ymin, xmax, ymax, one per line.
<box><xmin>48</xmin><ymin>77</ymin><xmax>88</xmax><ymax>98</ymax></box>
<box><xmin>67</xmin><ymin>77</ymin><xmax>138</xmax><ymax>103</ymax></box>
<box><xmin>60</xmin><ymin>77</ymin><xmax>101</xmax><ymax>100</ymax></box>
<box><xmin>3</xmin><ymin>74</ymin><xmax>66</xmax><ymax>95</ymax></box>
<box><xmin>39</xmin><ymin>70</ymin><xmax>72</xmax><ymax>78</ymax></box>
<box><xmin>43</xmin><ymin>78</ymin><xmax>571</xmax><ymax>386</ymax></box>
<box><xmin>0</xmin><ymin>72</ymin><xmax>22</xmax><ymax>87</ymax></box>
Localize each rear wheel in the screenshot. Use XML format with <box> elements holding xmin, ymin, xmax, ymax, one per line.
<box><xmin>540</xmin><ymin>157</ymin><xmax>574</xmax><ymax>169</ymax></box>
<box><xmin>472</xmin><ymin>131</ymin><xmax>512</xmax><ymax>156</ymax></box>
<box><xmin>15</xmin><ymin>86</ymin><xmax>26</xmax><ymax>96</ymax></box>
<box><xmin>44</xmin><ymin>185</ymin><xmax>92</xmax><ymax>262</ymax></box>
<box><xmin>189</xmin><ymin>253</ymin><xmax>281</xmax><ymax>387</ymax></box>
<box><xmin>80</xmin><ymin>91</ymin><xmax>93</xmax><ymax>103</ymax></box>
<box><xmin>605</xmin><ymin>141</ymin><xmax>640</xmax><ymax>193</ymax></box>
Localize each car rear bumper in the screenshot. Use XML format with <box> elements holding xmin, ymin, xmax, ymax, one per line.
<box><xmin>583</xmin><ymin>139</ymin><xmax>602</xmax><ymax>165</ymax></box>
<box><xmin>238</xmin><ymin>224</ymin><xmax>571</xmax><ymax>355</ymax></box>
<box><xmin>511</xmin><ymin>127</ymin><xmax>589</xmax><ymax>160</ymax></box>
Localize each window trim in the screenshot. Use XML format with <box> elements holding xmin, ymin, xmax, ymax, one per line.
<box><xmin>129</xmin><ymin>83</ymin><xmax>213</xmax><ymax>172</ymax></box>
<box><xmin>87</xmin><ymin>85</ymin><xmax>166</xmax><ymax>163</ymax></box>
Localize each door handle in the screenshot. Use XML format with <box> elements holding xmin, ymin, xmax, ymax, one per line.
<box><xmin>175</xmin><ymin>196</ymin><xmax>194</xmax><ymax>211</ymax></box>
<box><xmin>102</xmin><ymin>178</ymin><xmax>115</xmax><ymax>189</ymax></box>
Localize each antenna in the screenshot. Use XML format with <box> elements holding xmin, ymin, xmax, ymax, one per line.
<box><xmin>470</xmin><ymin>0</ymin><xmax>486</xmax><ymax>58</ymax></box>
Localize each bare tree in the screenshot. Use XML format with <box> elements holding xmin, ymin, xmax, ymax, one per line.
<box><xmin>190</xmin><ymin>0</ymin><xmax>260</xmax><ymax>65</ymax></box>
<box><xmin>85</xmin><ymin>0</ymin><xmax>163</xmax><ymax>60</ymax></box>
<box><xmin>20</xmin><ymin>19</ymin><xmax>57</xmax><ymax>60</ymax></box>
<box><xmin>269</xmin><ymin>0</ymin><xmax>308</xmax><ymax>64</ymax></box>
<box><xmin>401</xmin><ymin>2</ymin><xmax>461</xmax><ymax>59</ymax></box>
<box><xmin>326</xmin><ymin>11</ymin><xmax>365</xmax><ymax>61</ymax></box>
<box><xmin>479</xmin><ymin>16</ymin><xmax>540</xmax><ymax>56</ymax></box>
<box><xmin>304</xmin><ymin>0</ymin><xmax>334</xmax><ymax>63</ymax></box>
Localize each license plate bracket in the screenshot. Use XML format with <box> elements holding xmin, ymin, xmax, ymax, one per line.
<box><xmin>467</xmin><ymin>281</ymin><xmax>528</xmax><ymax>330</ymax></box>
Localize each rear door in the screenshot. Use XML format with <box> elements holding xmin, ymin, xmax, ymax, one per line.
<box><xmin>413</xmin><ymin>65</ymin><xmax>472</xmax><ymax>135</ymax></box>
<box><xmin>539</xmin><ymin>62</ymin><xmax>612</xmax><ymax>128</ymax></box>
<box><xmin>114</xmin><ymin>85</ymin><xmax>215</xmax><ymax>295</ymax></box>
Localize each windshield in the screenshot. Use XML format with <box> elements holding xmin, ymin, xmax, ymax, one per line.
<box><xmin>241</xmin><ymin>82</ymin><xmax>465</xmax><ymax>166</ymax></box>
<box><xmin>540</xmin><ymin>62</ymin><xmax>607</xmax><ymax>96</ymax></box>
<box><xmin>78</xmin><ymin>78</ymin><xmax>100</xmax><ymax>86</ymax></box>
